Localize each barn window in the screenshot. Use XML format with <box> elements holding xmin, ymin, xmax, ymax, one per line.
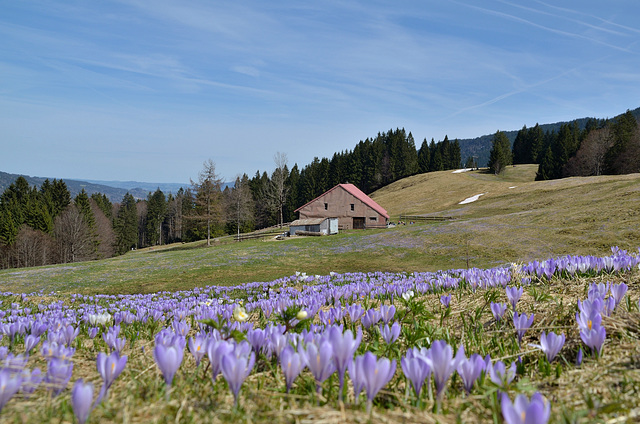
<box><xmin>324</xmin><ymin>203</ymin><xmax>328</xmax><ymax>210</ymax></box>
<box><xmin>369</xmin><ymin>217</ymin><xmax>377</xmax><ymax>221</ymax></box>
<box><xmin>350</xmin><ymin>204</ymin><xmax>354</xmax><ymax>211</ymax></box>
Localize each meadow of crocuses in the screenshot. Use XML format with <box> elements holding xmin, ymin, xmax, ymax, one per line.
<box><xmin>1</xmin><ymin>247</ymin><xmax>639</xmax><ymax>423</ymax></box>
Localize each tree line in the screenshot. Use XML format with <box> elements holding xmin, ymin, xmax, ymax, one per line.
<box><xmin>487</xmin><ymin>110</ymin><xmax>639</xmax><ymax>179</ymax></box>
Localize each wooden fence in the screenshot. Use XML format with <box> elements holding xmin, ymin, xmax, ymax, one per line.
<box><xmin>398</xmin><ymin>214</ymin><xmax>456</xmax><ymax>222</ymax></box>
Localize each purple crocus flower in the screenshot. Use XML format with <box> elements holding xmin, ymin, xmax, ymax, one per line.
<box><xmin>610</xmin><ymin>283</ymin><xmax>628</xmax><ymax>309</ymax></box>
<box><xmin>490</xmin><ymin>302</ymin><xmax>508</xmax><ymax>322</ymax></box>
<box><xmin>206</xmin><ymin>339</ymin><xmax>234</xmax><ymax>381</ymax></box>
<box><xmin>221</xmin><ymin>351</ymin><xmax>256</xmax><ymax>406</ymax></box>
<box><xmin>355</xmin><ymin>351</ymin><xmax>396</xmax><ymax>413</ymax></box>
<box><xmin>301</xmin><ymin>341</ymin><xmax>335</xmax><ymax>395</ymax></box>
<box><xmin>347</xmin><ymin>357</ymin><xmax>366</xmax><ymax>404</ymax></box>
<box><xmin>346</xmin><ymin>304</ymin><xmax>365</xmax><ymax>322</ymax></box>
<box><xmin>380</xmin><ymin>304</ymin><xmax>396</xmax><ymax>324</ymax></box>
<box><xmin>513</xmin><ymin>312</ymin><xmax>534</xmax><ymax>345</ymax></box>
<box><xmin>532</xmin><ymin>331</ymin><xmax>565</xmax><ymax>362</ymax></box>
<box><xmin>153</xmin><ymin>336</ymin><xmax>185</xmax><ymax>387</ymax></box>
<box><xmin>501</xmin><ymin>392</ymin><xmax>551</xmax><ymax>424</ymax></box>
<box><xmin>279</xmin><ymin>345</ymin><xmax>305</xmax><ymax>393</ymax></box>
<box><xmin>246</xmin><ymin>328</ymin><xmax>266</xmax><ymax>354</ymax></box>
<box><xmin>0</xmin><ymin>368</ymin><xmax>22</xmax><ymax>412</ymax></box>
<box><xmin>489</xmin><ymin>360</ymin><xmax>516</xmax><ymax>389</ymax></box>
<box><xmin>88</xmin><ymin>327</ymin><xmax>99</xmax><ymax>339</ymax></box>
<box><xmin>24</xmin><ymin>334</ymin><xmax>40</xmax><ymax>355</ymax></box>
<box><xmin>400</xmin><ymin>349</ymin><xmax>431</xmax><ymax>398</ymax></box>
<box><xmin>361</xmin><ymin>309</ymin><xmax>381</xmax><ymax>329</ymax></box>
<box><xmin>505</xmin><ymin>286</ymin><xmax>523</xmax><ymax>311</ymax></box>
<box><xmin>580</xmin><ymin>323</ymin><xmax>606</xmax><ymax>356</ymax></box>
<box><xmin>328</xmin><ymin>326</ymin><xmax>362</xmax><ymax>401</ymax></box>
<box><xmin>71</xmin><ymin>379</ymin><xmax>94</xmax><ymax>424</ymax></box>
<box><xmin>423</xmin><ymin>341</ymin><xmax>463</xmax><ymax>401</ymax></box>
<box><xmin>96</xmin><ymin>351</ymin><xmax>127</xmax><ymax>401</ymax></box>
<box><xmin>20</xmin><ymin>368</ymin><xmax>43</xmax><ymax>397</ymax></box>
<box><xmin>440</xmin><ymin>294</ymin><xmax>451</xmax><ymax>308</ymax></box>
<box><xmin>575</xmin><ymin>348</ymin><xmax>583</xmax><ymax>366</ymax></box>
<box><xmin>380</xmin><ymin>322</ymin><xmax>401</xmax><ymax>345</ymax></box>
<box><xmin>188</xmin><ymin>333</ymin><xmax>208</xmax><ymax>367</ymax></box>
<box><xmin>45</xmin><ymin>357</ymin><xmax>74</xmax><ymax>396</ymax></box>
<box><xmin>456</xmin><ymin>349</ymin><xmax>485</xmax><ymax>394</ymax></box>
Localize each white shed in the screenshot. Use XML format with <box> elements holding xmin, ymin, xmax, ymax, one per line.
<box><xmin>289</xmin><ymin>217</ymin><xmax>338</xmax><ymax>236</ymax></box>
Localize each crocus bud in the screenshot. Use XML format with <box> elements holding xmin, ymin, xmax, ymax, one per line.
<box><xmin>296</xmin><ymin>310</ymin><xmax>308</xmax><ymax>320</ymax></box>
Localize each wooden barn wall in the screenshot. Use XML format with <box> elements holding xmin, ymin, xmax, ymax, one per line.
<box><xmin>297</xmin><ymin>187</ymin><xmax>385</xmax><ymax>230</ymax></box>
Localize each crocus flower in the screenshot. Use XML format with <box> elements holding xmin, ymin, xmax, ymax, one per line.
<box><xmin>423</xmin><ymin>341</ymin><xmax>463</xmax><ymax>400</ymax></box>
<box><xmin>328</xmin><ymin>326</ymin><xmax>362</xmax><ymax>401</ymax></box>
<box><xmin>233</xmin><ymin>306</ymin><xmax>249</xmax><ymax>322</ymax></box>
<box><xmin>531</xmin><ymin>331</ymin><xmax>565</xmax><ymax>362</ymax></box>
<box><xmin>513</xmin><ymin>312</ymin><xmax>534</xmax><ymax>345</ymax></box>
<box><xmin>456</xmin><ymin>350</ymin><xmax>485</xmax><ymax>394</ymax></box>
<box><xmin>575</xmin><ymin>348</ymin><xmax>583</xmax><ymax>366</ymax></box>
<box><xmin>20</xmin><ymin>368</ymin><xmax>43</xmax><ymax>397</ymax></box>
<box><xmin>96</xmin><ymin>351</ymin><xmax>128</xmax><ymax>401</ymax></box>
<box><xmin>506</xmin><ymin>286</ymin><xmax>523</xmax><ymax>311</ymax></box>
<box><xmin>380</xmin><ymin>322</ymin><xmax>401</xmax><ymax>345</ymax></box>
<box><xmin>153</xmin><ymin>337</ymin><xmax>185</xmax><ymax>387</ymax></box>
<box><xmin>24</xmin><ymin>334</ymin><xmax>40</xmax><ymax>355</ymax></box>
<box><xmin>346</xmin><ymin>304</ymin><xmax>365</xmax><ymax>322</ymax></box>
<box><xmin>0</xmin><ymin>368</ymin><xmax>22</xmax><ymax>412</ymax></box>
<box><xmin>610</xmin><ymin>283</ymin><xmax>628</xmax><ymax>309</ymax></box>
<box><xmin>491</xmin><ymin>302</ymin><xmax>508</xmax><ymax>322</ymax></box>
<box><xmin>580</xmin><ymin>323</ymin><xmax>606</xmax><ymax>356</ymax></box>
<box><xmin>71</xmin><ymin>379</ymin><xmax>94</xmax><ymax>424</ymax></box>
<box><xmin>206</xmin><ymin>339</ymin><xmax>234</xmax><ymax>381</ymax></box>
<box><xmin>45</xmin><ymin>358</ymin><xmax>74</xmax><ymax>397</ymax></box>
<box><xmin>401</xmin><ymin>349</ymin><xmax>431</xmax><ymax>398</ymax></box>
<box><xmin>380</xmin><ymin>304</ymin><xmax>396</xmax><ymax>324</ymax></box>
<box><xmin>440</xmin><ymin>294</ymin><xmax>451</xmax><ymax>308</ymax></box>
<box><xmin>501</xmin><ymin>392</ymin><xmax>551</xmax><ymax>424</ymax></box>
<box><xmin>301</xmin><ymin>341</ymin><xmax>335</xmax><ymax>395</ymax></box>
<box><xmin>188</xmin><ymin>333</ymin><xmax>208</xmax><ymax>367</ymax></box>
<box><xmin>221</xmin><ymin>351</ymin><xmax>256</xmax><ymax>406</ymax></box>
<box><xmin>355</xmin><ymin>352</ymin><xmax>396</xmax><ymax>413</ymax></box>
<box><xmin>489</xmin><ymin>360</ymin><xmax>516</xmax><ymax>389</ymax></box>
<box><xmin>279</xmin><ymin>345</ymin><xmax>305</xmax><ymax>393</ymax></box>
<box><xmin>361</xmin><ymin>309</ymin><xmax>381</xmax><ymax>329</ymax></box>
<box><xmin>348</xmin><ymin>357</ymin><xmax>366</xmax><ymax>404</ymax></box>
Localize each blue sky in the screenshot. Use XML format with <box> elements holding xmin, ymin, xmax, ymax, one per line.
<box><xmin>2</xmin><ymin>1</ymin><xmax>639</xmax><ymax>184</ymax></box>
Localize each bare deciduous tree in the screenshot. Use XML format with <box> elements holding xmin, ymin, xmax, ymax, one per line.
<box><xmin>225</xmin><ymin>175</ymin><xmax>254</xmax><ymax>239</ymax></box>
<box><xmin>262</xmin><ymin>152</ymin><xmax>290</xmax><ymax>228</ymax></box>
<box><xmin>564</xmin><ymin>126</ymin><xmax>614</xmax><ymax>177</ymax></box>
<box><xmin>54</xmin><ymin>205</ymin><xmax>92</xmax><ymax>263</ymax></box>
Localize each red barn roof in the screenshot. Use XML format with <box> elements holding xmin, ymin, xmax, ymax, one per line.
<box><xmin>294</xmin><ymin>183</ymin><xmax>389</xmax><ymax>219</ymax></box>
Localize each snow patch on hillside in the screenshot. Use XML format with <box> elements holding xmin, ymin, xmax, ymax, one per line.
<box><xmin>459</xmin><ymin>193</ymin><xmax>485</xmax><ymax>204</ymax></box>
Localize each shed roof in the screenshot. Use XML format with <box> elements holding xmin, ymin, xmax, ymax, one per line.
<box><xmin>294</xmin><ymin>183</ymin><xmax>390</xmax><ymax>219</ymax></box>
<box><xmin>290</xmin><ymin>218</ymin><xmax>327</xmax><ymax>226</ymax></box>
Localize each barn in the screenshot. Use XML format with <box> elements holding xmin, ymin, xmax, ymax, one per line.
<box><xmin>289</xmin><ymin>217</ymin><xmax>339</xmax><ymax>236</ymax></box>
<box><xmin>294</xmin><ymin>183</ymin><xmax>389</xmax><ymax>230</ymax></box>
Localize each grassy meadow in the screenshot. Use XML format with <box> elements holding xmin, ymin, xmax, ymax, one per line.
<box><xmin>0</xmin><ymin>166</ymin><xmax>640</xmax><ymax>423</ymax></box>
<box><xmin>1</xmin><ymin>165</ymin><xmax>638</xmax><ymax>295</ymax></box>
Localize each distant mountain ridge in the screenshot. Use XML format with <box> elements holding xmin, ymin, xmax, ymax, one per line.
<box><xmin>0</xmin><ymin>171</ymin><xmax>188</xmax><ymax>203</ymax></box>
<box><xmin>457</xmin><ymin>106</ymin><xmax>640</xmax><ymax>167</ymax></box>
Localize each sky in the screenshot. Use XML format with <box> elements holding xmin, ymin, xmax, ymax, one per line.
<box><xmin>2</xmin><ymin>1</ymin><xmax>640</xmax><ymax>184</ymax></box>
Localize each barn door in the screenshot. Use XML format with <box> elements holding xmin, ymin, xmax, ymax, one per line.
<box><xmin>353</xmin><ymin>217</ymin><xmax>365</xmax><ymax>229</ymax></box>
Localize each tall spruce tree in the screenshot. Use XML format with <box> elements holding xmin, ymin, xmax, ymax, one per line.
<box><xmin>114</xmin><ymin>193</ymin><xmax>138</xmax><ymax>254</ymax></box>
<box><xmin>146</xmin><ymin>189</ymin><xmax>167</xmax><ymax>246</ymax></box>
<box><xmin>489</xmin><ymin>130</ymin><xmax>512</xmax><ymax>174</ymax></box>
